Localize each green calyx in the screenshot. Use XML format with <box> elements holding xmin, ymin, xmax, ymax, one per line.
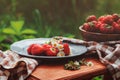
<box><xmin>105</xmin><ymin>24</ymin><xmax>112</xmax><ymax>29</ymax></box>
<box><xmin>88</xmin><ymin>22</ymin><xmax>95</xmax><ymax>27</ymax></box>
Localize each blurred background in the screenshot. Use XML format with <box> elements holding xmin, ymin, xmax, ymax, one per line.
<box><xmin>0</xmin><ymin>0</ymin><xmax>120</xmax><ymax>50</ymax></box>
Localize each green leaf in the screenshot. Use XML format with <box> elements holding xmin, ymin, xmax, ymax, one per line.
<box><xmin>45</xmin><ymin>27</ymin><xmax>51</xmax><ymax>37</ymax></box>
<box><xmin>0</xmin><ymin>35</ymin><xmax>6</xmax><ymax>42</ymax></box>
<box><xmin>92</xmin><ymin>76</ymin><xmax>103</xmax><ymax>80</ymax></box>
<box><xmin>2</xmin><ymin>28</ymin><xmax>16</xmax><ymax>35</ymax></box>
<box><xmin>10</xmin><ymin>20</ymin><xmax>24</xmax><ymax>32</ymax></box>
<box><xmin>63</xmin><ymin>34</ymin><xmax>75</xmax><ymax>38</ymax></box>
<box><xmin>21</xmin><ymin>29</ymin><xmax>37</xmax><ymax>34</ymax></box>
<box><xmin>0</xmin><ymin>43</ymin><xmax>10</xmax><ymax>50</ymax></box>
<box><xmin>23</xmin><ymin>35</ymin><xmax>35</xmax><ymax>39</ymax></box>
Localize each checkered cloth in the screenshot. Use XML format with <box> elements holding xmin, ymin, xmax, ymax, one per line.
<box><xmin>62</xmin><ymin>37</ymin><xmax>120</xmax><ymax>80</ymax></box>
<box><xmin>0</xmin><ymin>50</ymin><xmax>38</xmax><ymax>80</ymax></box>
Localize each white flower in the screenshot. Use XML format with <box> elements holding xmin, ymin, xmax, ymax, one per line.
<box><xmin>74</xmin><ymin>61</ymin><xmax>80</xmax><ymax>66</ymax></box>
<box><xmin>57</xmin><ymin>51</ymin><xmax>65</xmax><ymax>57</ymax></box>
<box><xmin>57</xmin><ymin>44</ymin><xmax>64</xmax><ymax>51</ymax></box>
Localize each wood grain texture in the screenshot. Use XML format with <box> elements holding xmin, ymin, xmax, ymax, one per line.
<box><xmin>26</xmin><ymin>75</ymin><xmax>40</xmax><ymax>80</ymax></box>
<box><xmin>27</xmin><ymin>58</ymin><xmax>107</xmax><ymax>80</ymax></box>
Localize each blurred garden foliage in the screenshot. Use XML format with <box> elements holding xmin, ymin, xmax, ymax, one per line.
<box><xmin>0</xmin><ymin>0</ymin><xmax>120</xmax><ymax>50</ymax></box>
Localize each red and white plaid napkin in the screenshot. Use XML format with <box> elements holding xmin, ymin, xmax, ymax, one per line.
<box><xmin>0</xmin><ymin>50</ymin><xmax>38</xmax><ymax>80</ymax></box>
<box><xmin>62</xmin><ymin>37</ymin><xmax>120</xmax><ymax>80</ymax></box>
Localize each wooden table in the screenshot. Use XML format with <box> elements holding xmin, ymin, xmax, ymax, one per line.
<box><xmin>26</xmin><ymin>54</ymin><xmax>112</xmax><ymax>80</ymax></box>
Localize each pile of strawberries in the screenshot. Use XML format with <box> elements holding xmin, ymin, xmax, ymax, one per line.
<box><xmin>82</xmin><ymin>13</ymin><xmax>120</xmax><ymax>34</ymax></box>
<box><xmin>27</xmin><ymin>41</ymin><xmax>70</xmax><ymax>56</ymax></box>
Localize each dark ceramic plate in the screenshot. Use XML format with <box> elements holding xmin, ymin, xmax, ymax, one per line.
<box><xmin>10</xmin><ymin>38</ymin><xmax>87</xmax><ymax>60</ymax></box>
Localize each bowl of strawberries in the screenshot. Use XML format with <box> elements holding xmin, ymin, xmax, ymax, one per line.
<box><xmin>79</xmin><ymin>13</ymin><xmax>120</xmax><ymax>42</ymax></box>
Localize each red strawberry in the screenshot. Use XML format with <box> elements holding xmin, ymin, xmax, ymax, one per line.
<box><xmin>98</xmin><ymin>16</ymin><xmax>105</xmax><ymax>22</ymax></box>
<box><xmin>83</xmin><ymin>21</ymin><xmax>97</xmax><ymax>32</ymax></box>
<box><xmin>95</xmin><ymin>21</ymin><xmax>102</xmax><ymax>32</ymax></box>
<box><xmin>46</xmin><ymin>47</ymin><xmax>59</xmax><ymax>56</ymax></box>
<box><xmin>42</xmin><ymin>44</ymin><xmax>52</xmax><ymax>53</ymax></box>
<box><xmin>112</xmin><ymin>22</ymin><xmax>120</xmax><ymax>33</ymax></box>
<box><xmin>27</xmin><ymin>44</ymin><xmax>36</xmax><ymax>54</ymax></box>
<box><xmin>86</xmin><ymin>15</ymin><xmax>97</xmax><ymax>22</ymax></box>
<box><xmin>117</xmin><ymin>19</ymin><xmax>120</xmax><ymax>24</ymax></box>
<box><xmin>101</xmin><ymin>15</ymin><xmax>114</xmax><ymax>25</ymax></box>
<box><xmin>42</xmin><ymin>44</ymin><xmax>52</xmax><ymax>49</ymax></box>
<box><xmin>112</xmin><ymin>13</ymin><xmax>120</xmax><ymax>22</ymax></box>
<box><xmin>99</xmin><ymin>23</ymin><xmax>114</xmax><ymax>34</ymax></box>
<box><xmin>89</xmin><ymin>21</ymin><xmax>100</xmax><ymax>32</ymax></box>
<box><xmin>82</xmin><ymin>23</ymin><xmax>91</xmax><ymax>31</ymax></box>
<box><xmin>31</xmin><ymin>44</ymin><xmax>45</xmax><ymax>55</ymax></box>
<box><xmin>63</xmin><ymin>43</ymin><xmax>70</xmax><ymax>55</ymax></box>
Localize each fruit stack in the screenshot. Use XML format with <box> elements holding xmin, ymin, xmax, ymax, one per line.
<box><xmin>82</xmin><ymin>14</ymin><xmax>120</xmax><ymax>34</ymax></box>
<box><xmin>27</xmin><ymin>38</ymin><xmax>71</xmax><ymax>56</ymax></box>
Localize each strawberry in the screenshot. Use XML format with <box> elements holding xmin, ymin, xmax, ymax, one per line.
<box><xmin>42</xmin><ymin>44</ymin><xmax>52</xmax><ymax>49</ymax></box>
<box><xmin>112</xmin><ymin>13</ymin><xmax>120</xmax><ymax>22</ymax></box>
<box><xmin>46</xmin><ymin>47</ymin><xmax>59</xmax><ymax>56</ymax></box>
<box><xmin>83</xmin><ymin>21</ymin><xmax>97</xmax><ymax>32</ymax></box>
<box><xmin>63</xmin><ymin>43</ymin><xmax>70</xmax><ymax>55</ymax></box>
<box><xmin>86</xmin><ymin>15</ymin><xmax>97</xmax><ymax>22</ymax></box>
<box><xmin>27</xmin><ymin>44</ymin><xmax>36</xmax><ymax>54</ymax></box>
<box><xmin>98</xmin><ymin>16</ymin><xmax>105</xmax><ymax>22</ymax></box>
<box><xmin>101</xmin><ymin>15</ymin><xmax>114</xmax><ymax>25</ymax></box>
<box><xmin>112</xmin><ymin>22</ymin><xmax>120</xmax><ymax>33</ymax></box>
<box><xmin>31</xmin><ymin>44</ymin><xmax>45</xmax><ymax>55</ymax></box>
<box><xmin>82</xmin><ymin>23</ymin><xmax>91</xmax><ymax>31</ymax></box>
<box><xmin>99</xmin><ymin>23</ymin><xmax>114</xmax><ymax>34</ymax></box>
<box><xmin>95</xmin><ymin>21</ymin><xmax>102</xmax><ymax>32</ymax></box>
<box><xmin>42</xmin><ymin>44</ymin><xmax>52</xmax><ymax>53</ymax></box>
<box><xmin>117</xmin><ymin>19</ymin><xmax>120</xmax><ymax>24</ymax></box>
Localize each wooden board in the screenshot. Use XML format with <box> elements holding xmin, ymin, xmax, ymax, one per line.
<box><xmin>28</xmin><ymin>58</ymin><xmax>107</xmax><ymax>80</ymax></box>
